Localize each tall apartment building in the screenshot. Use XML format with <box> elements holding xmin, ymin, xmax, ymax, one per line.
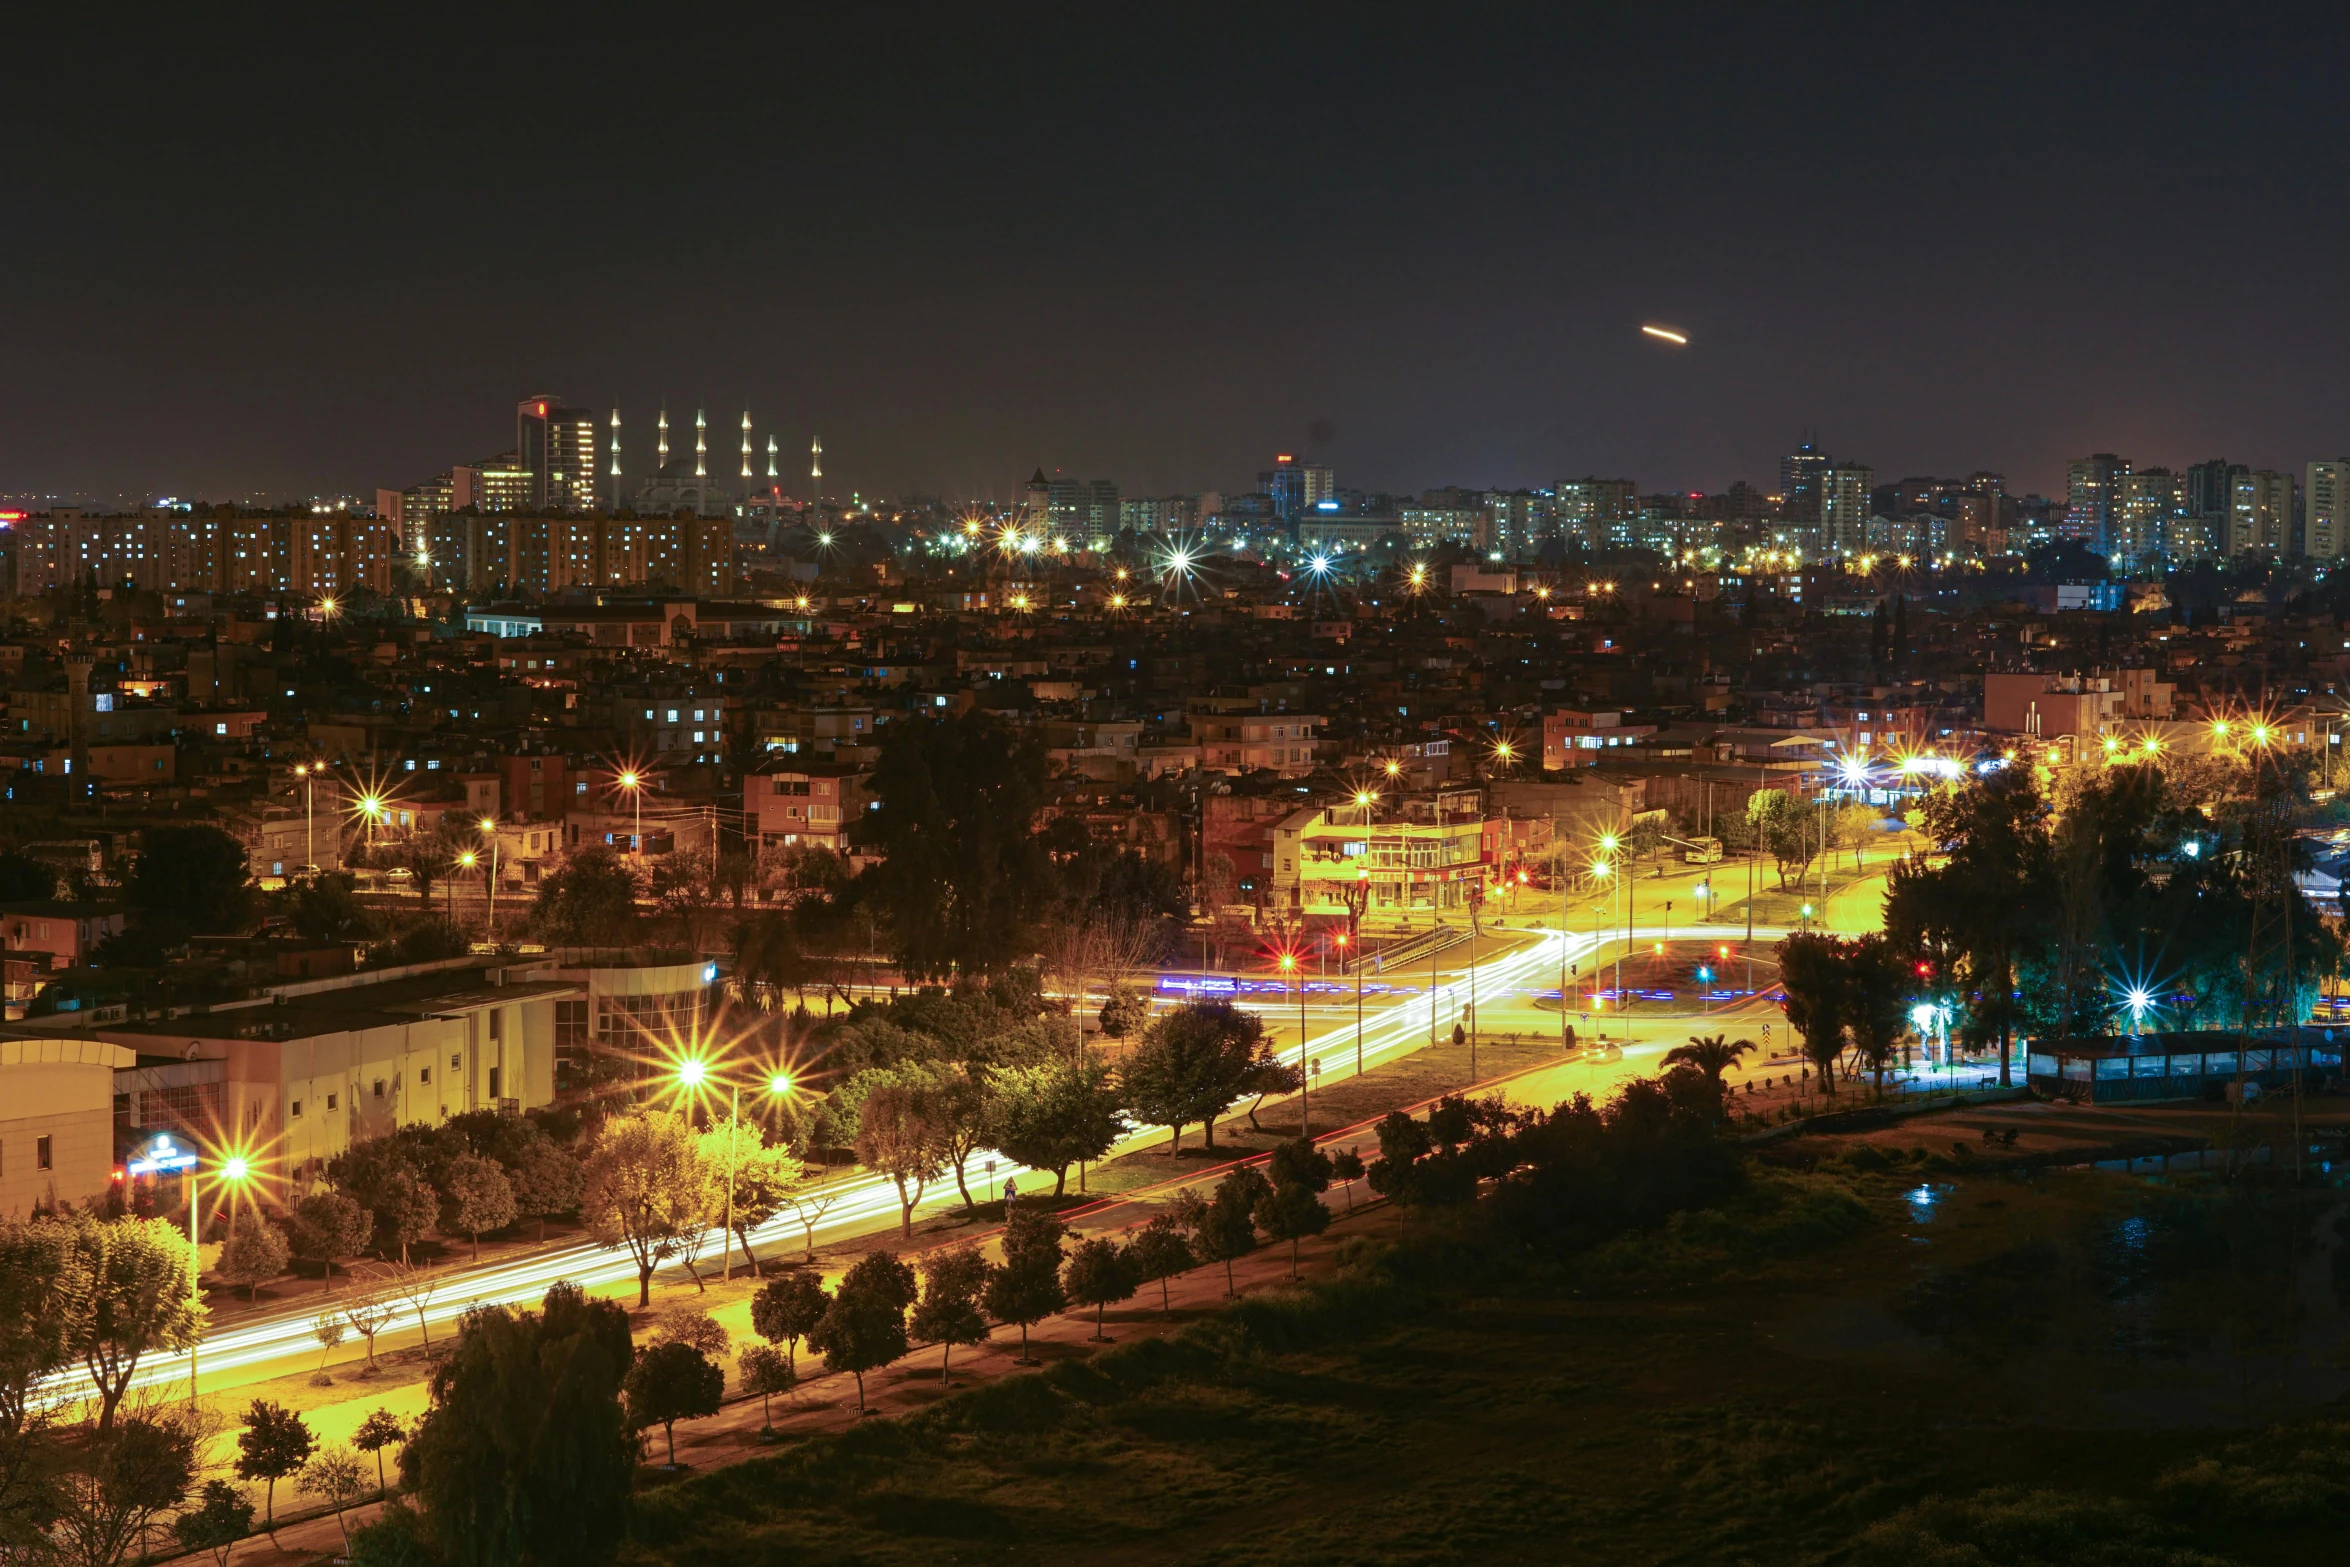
<box><xmin>1118</xmin><ymin>495</ymin><xmax>1195</xmax><ymax>533</ymax></box>
<box><xmin>515</xmin><ymin>397</ymin><xmax>602</xmax><ymax>512</ymax></box>
<box><xmin>2181</xmin><ymin>458</ymin><xmax>2243</xmax><ymax>560</ymax></box>
<box><xmin>1819</xmin><ymin>463</ymin><xmax>1876</xmax><ymax>555</ymax></box>
<box><xmin>2113</xmin><ymin>468</ymin><xmax>2184</xmax><ymax>560</ymax></box>
<box><xmin>1779</xmin><ymin>442</ymin><xmax>1832</xmax><ymax>519</ymax></box>
<box><xmin>2230</xmin><ymin>469</ymin><xmax>2296</xmax><ymax>555</ymax></box>
<box><xmin>7</xmin><ymin>510</ymin><xmax>391</xmax><ymax>598</ymax></box>
<box><xmin>1302</xmin><ymin>465</ymin><xmax>1337</xmax><ymax>511</ymax></box>
<box><xmin>2065</xmin><ymin>454</ymin><xmax>2128</xmax><ymax>553</ymax></box>
<box><xmin>1554</xmin><ymin>478</ymin><xmax>1638</xmax><ymax>550</ymax></box>
<box><xmin>2305</xmin><ymin>460</ymin><xmax>2350</xmax><ymax>561</ymax></box>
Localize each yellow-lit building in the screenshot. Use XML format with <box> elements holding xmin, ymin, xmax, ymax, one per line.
<box><xmin>1271</xmin><ymin>787</ymin><xmax>1496</xmax><ymax>921</ymax></box>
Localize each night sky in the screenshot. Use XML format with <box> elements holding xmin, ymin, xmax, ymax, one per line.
<box><xmin>8</xmin><ymin>8</ymin><xmax>2349</xmax><ymax>505</ymax></box>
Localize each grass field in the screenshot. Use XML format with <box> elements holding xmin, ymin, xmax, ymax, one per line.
<box><xmin>622</xmin><ymin>1158</ymin><xmax>2350</xmax><ymax>1567</ymax></box>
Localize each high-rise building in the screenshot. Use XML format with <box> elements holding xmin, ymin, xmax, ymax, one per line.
<box><xmin>1554</xmin><ymin>478</ymin><xmax>1638</xmax><ymax>551</ymax></box>
<box><xmin>1779</xmin><ymin>441</ymin><xmax>1831</xmax><ymax>520</ymax></box>
<box><xmin>1819</xmin><ymin>464</ymin><xmax>1875</xmax><ymax>556</ymax></box>
<box><xmin>2180</xmin><ymin>459</ymin><xmax>2242</xmax><ymax>560</ymax></box>
<box><xmin>2230</xmin><ymin>469</ymin><xmax>2295</xmax><ymax>556</ymax></box>
<box><xmin>515</xmin><ymin>397</ymin><xmax>600</xmax><ymax>511</ymax></box>
<box><xmin>1302</xmin><ymin>465</ymin><xmax>1336</xmax><ymax>511</ymax></box>
<box><xmin>2305</xmin><ymin>460</ymin><xmax>2350</xmax><ymax>561</ymax></box>
<box><xmin>2064</xmin><ymin>454</ymin><xmax>2128</xmax><ymax>553</ymax></box>
<box><xmin>1260</xmin><ymin>455</ymin><xmax>1306</xmax><ymax>525</ymax></box>
<box><xmin>2114</xmin><ymin>468</ymin><xmax>2184</xmax><ymax>560</ymax></box>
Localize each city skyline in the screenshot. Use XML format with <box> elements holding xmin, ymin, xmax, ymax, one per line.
<box><xmin>10</xmin><ymin>12</ymin><xmax>2350</xmax><ymax>502</ymax></box>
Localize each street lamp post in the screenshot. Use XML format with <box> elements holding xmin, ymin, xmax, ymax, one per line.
<box><xmin>677</xmin><ymin>1059</ymin><xmax>792</xmax><ymax>1282</ymax></box>
<box><xmin>294</xmin><ymin>764</ymin><xmax>315</xmax><ymax>874</ymax></box>
<box><xmin>617</xmin><ymin>769</ymin><xmax>643</xmax><ymax>855</ymax></box>
<box><xmin>479</xmin><ymin>818</ymin><xmax>501</xmax><ymax>946</ymax></box>
<box><xmin>1341</xmin><ymin>867</ymin><xmax>1369</xmax><ymax>1077</ymax></box>
<box><xmin>130</xmin><ymin>1135</ymin><xmax>246</xmax><ymax>1410</ymax></box>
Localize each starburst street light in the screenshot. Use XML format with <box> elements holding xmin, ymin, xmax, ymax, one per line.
<box><xmin>664</xmin><ymin>1044</ymin><xmax>800</xmax><ymax>1281</ymax></box>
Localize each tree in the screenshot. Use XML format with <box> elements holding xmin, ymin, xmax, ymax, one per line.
<box><xmin>1253</xmin><ymin>1180</ymin><xmax>1331</xmax><ymax>1277</ymax></box>
<box><xmin>1844</xmin><ymin>934</ymin><xmax>1912</xmax><ymax>1090</ymax></box>
<box><xmin>310</xmin><ymin>1312</ymin><xmax>345</xmax><ymax>1383</ymax></box>
<box><xmin>808</xmin><ymin>1250</ymin><xmax>918</xmax><ymax>1413</ymax></box>
<box><xmin>215</xmin><ymin>1214</ymin><xmax>291</xmax><ymax>1302</ymax></box>
<box><xmin>696</xmin><ymin>1115</ymin><xmax>800</xmax><ymax>1267</ymax></box>
<box><xmin>297</xmin><ymin>1446</ymin><xmax>370</xmax><ymax>1550</ymax></box>
<box><xmin>1061</xmin><ymin>1237</ymin><xmax>1139</xmax><ymax>1341</ymax></box>
<box><xmin>0</xmin><ymin>1221</ymin><xmax>75</xmax><ymax>1434</ymax></box>
<box><xmin>341</xmin><ymin>1292</ymin><xmax>394</xmax><ymax>1372</ymax></box>
<box><xmin>858</xmin><ymin>712</ymin><xmax>1054</xmax><ymax>978</ymax></box>
<box><xmin>0</xmin><ymin>852</ymin><xmax>58</xmax><ymax>903</ymax></box>
<box><xmin>1267</xmin><ymin>1136</ymin><xmax>1333</xmax><ymax>1195</ymax></box>
<box><xmin>649</xmin><ymin>1306</ymin><xmax>730</xmax><ymax>1359</ymax></box>
<box><xmin>383</xmin><ymin>1263</ymin><xmax>439</xmax><ymax>1351</ymax></box>
<box><xmin>401</xmin><ymin>1288</ymin><xmax>636</xmax><ymax>1567</ymax></box>
<box><xmin>750</xmin><ymin>1272</ymin><xmax>829</xmax><ymax>1376</ymax></box>
<box><xmin>126</xmin><ymin>824</ymin><xmax>255</xmax><ymax>935</ymax></box>
<box><xmin>933</xmin><ymin>1065</ymin><xmax>993</xmax><ymax>1211</ymax></box>
<box><xmin>1098</xmin><ymin>986</ymin><xmax>1149</xmax><ymax>1040</ymax></box>
<box><xmin>351</xmin><ymin>1408</ymin><xmax>405</xmax><ymax>1494</ymax></box>
<box><xmin>854</xmin><ymin>1071</ymin><xmax>956</xmax><ymax>1238</ymax></box>
<box><xmin>56</xmin><ymin>1214</ymin><xmax>204</xmax><ymax>1431</ymax></box>
<box><xmin>343</xmin><ymin>1499</ymin><xmax>439</xmax><ymax>1567</ymax></box>
<box><xmin>980</xmin><ymin>1205</ymin><xmax>1066</xmax><ymax>1364</ymax></box>
<box><xmin>530</xmin><ymin>846</ymin><xmax>642</xmax><ymax>945</ymax></box>
<box><xmin>173</xmin><ymin>1479</ymin><xmax>253</xmax><ymax>1567</ymax></box>
<box><xmin>1190</xmin><ymin>1167</ymin><xmax>1268</xmax><ymax>1295</ymax></box>
<box><xmin>1328</xmin><ymin>1149</ymin><xmax>1365</xmax><ymax>1212</ymax></box>
<box><xmin>1125</xmin><ymin>1212</ymin><xmax>1197</xmax><ymax>1312</ymax></box>
<box><xmin>288</xmin><ymin>873</ymin><xmax>378</xmax><ymax>942</ymax></box>
<box><xmin>737</xmin><ymin>1344</ymin><xmax>795</xmax><ymax>1430</ymax></box>
<box><xmin>1661</xmin><ymin>1033</ymin><xmax>1753</xmax><ymax>1088</ymax></box>
<box><xmin>1883</xmin><ymin>766</ymin><xmax>2053</xmax><ymax>1086</ymax></box>
<box><xmin>438</xmin><ymin>1154</ymin><xmax>516</xmax><ymax>1261</ymax></box>
<box><xmin>778</xmin><ymin>1177</ymin><xmax>847</xmax><ymax>1263</ymax></box>
<box><xmin>1777</xmin><ymin>932</ymin><xmax>1852</xmax><ymax>1093</ymax></box>
<box><xmin>50</xmin><ymin>1411</ymin><xmax>197</xmax><ymax>1567</ymax></box>
<box><xmin>579</xmin><ymin>1109</ymin><xmax>715</xmax><ymax>1306</ymax></box>
<box><xmin>623</xmin><ymin>1341</ymin><xmax>725</xmax><ymax>1468</ymax></box>
<box><xmin>504</xmin><ymin>1139</ymin><xmax>585</xmax><ymax>1241</ymax></box>
<box><xmin>290</xmin><ymin>1192</ymin><xmax>373</xmax><ymax>1290</ymax></box>
<box><xmin>326</xmin><ymin>1136</ymin><xmax>442</xmax><ymax>1262</ymax></box>
<box><xmin>908</xmin><ymin>1246</ymin><xmax>992</xmax><ymax>1382</ymax></box>
<box><xmin>234</xmin><ymin>1400</ymin><xmax>314</xmax><ymax>1530</ymax></box>
<box><xmin>986</xmin><ymin>1063</ymin><xmax>1121</xmax><ymax>1197</ymax></box>
<box><xmin>1118</xmin><ymin>1000</ymin><xmax>1269</xmax><ymax>1151</ymax></box>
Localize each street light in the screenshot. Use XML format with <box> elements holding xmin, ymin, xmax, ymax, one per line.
<box><xmin>672</xmin><ymin>1054</ymin><xmax>793</xmax><ymax>1280</ymax></box>
<box><xmin>127</xmin><ymin>1134</ymin><xmax>253</xmax><ymax>1409</ymax></box>
<box><xmin>293</xmin><ymin>764</ymin><xmax>316</xmax><ymax>874</ymax></box>
<box><xmin>454</xmin><ymin>848</ymin><xmax>477</xmax><ymax>920</ymax></box>
<box><xmin>1278</xmin><ymin>948</ymin><xmax>1306</xmax><ymax>1133</ymax></box>
<box><xmin>616</xmin><ymin>769</ymin><xmax>644</xmax><ymax>854</ymax></box>
<box><xmin>478</xmin><ymin>817</ymin><xmax>501</xmax><ymax>947</ymax></box>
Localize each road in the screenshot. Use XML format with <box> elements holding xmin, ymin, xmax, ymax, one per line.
<box><xmin>62</xmin><ymin>864</ymin><xmax>1895</xmax><ymax>1413</ymax></box>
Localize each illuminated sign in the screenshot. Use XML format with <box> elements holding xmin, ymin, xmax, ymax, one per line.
<box><xmin>124</xmin><ymin>1135</ymin><xmax>197</xmax><ymax>1177</ymax></box>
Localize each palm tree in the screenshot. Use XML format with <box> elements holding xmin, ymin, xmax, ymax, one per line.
<box><xmin>1662</xmin><ymin>1033</ymin><xmax>1754</xmax><ymax>1087</ymax></box>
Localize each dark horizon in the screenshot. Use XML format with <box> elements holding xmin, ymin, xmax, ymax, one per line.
<box><xmin>8</xmin><ymin>8</ymin><xmax>2348</xmax><ymax>505</ymax></box>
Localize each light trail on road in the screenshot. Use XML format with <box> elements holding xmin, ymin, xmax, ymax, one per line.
<box><xmin>52</xmin><ymin>925</ymin><xmax>1787</xmax><ymax>1409</ymax></box>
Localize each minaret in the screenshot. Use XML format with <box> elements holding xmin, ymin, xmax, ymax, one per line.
<box><xmin>694</xmin><ymin>410</ymin><xmax>707</xmax><ymax>479</ymax></box>
<box><xmin>809</xmin><ymin>435</ymin><xmax>824</xmax><ymax>527</ymax></box>
<box><xmin>608</xmin><ymin>409</ymin><xmax>622</xmax><ymax>510</ymax></box>
<box><xmin>657</xmin><ymin>407</ymin><xmax>670</xmax><ymax>469</ymax></box>
<box><xmin>766</xmin><ymin>435</ymin><xmax>780</xmax><ymax>481</ymax></box>
<box><xmin>739</xmin><ymin>410</ymin><xmax>753</xmax><ymax>484</ymax></box>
